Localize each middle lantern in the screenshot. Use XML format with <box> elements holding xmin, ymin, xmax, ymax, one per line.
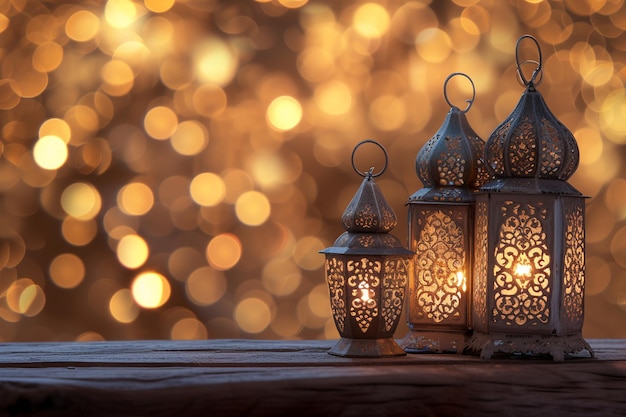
<box><xmin>402</xmin><ymin>73</ymin><xmax>490</xmax><ymax>354</ymax></box>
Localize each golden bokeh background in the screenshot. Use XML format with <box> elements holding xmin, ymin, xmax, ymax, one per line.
<box><xmin>0</xmin><ymin>0</ymin><xmax>625</xmax><ymax>341</ymax></box>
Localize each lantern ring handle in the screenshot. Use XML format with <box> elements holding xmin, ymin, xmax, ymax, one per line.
<box><xmin>443</xmin><ymin>72</ymin><xmax>475</xmax><ymax>113</ymax></box>
<box><xmin>515</xmin><ymin>34</ymin><xmax>543</xmax><ymax>87</ymax></box>
<box><xmin>351</xmin><ymin>139</ymin><xmax>388</xmax><ymax>179</ymax></box>
<box><xmin>516</xmin><ymin>60</ymin><xmax>544</xmax><ymax>87</ymax></box>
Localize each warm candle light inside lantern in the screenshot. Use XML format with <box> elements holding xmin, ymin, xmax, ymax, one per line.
<box><xmin>358</xmin><ymin>282</ymin><xmax>372</xmax><ymax>302</ymax></box>
<box><xmin>513</xmin><ymin>254</ymin><xmax>532</xmax><ymax>278</ymax></box>
<box><xmin>456</xmin><ymin>271</ymin><xmax>467</xmax><ymax>292</ymax></box>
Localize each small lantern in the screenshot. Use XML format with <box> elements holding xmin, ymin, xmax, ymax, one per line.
<box><xmin>402</xmin><ymin>73</ymin><xmax>490</xmax><ymax>353</ymax></box>
<box><xmin>321</xmin><ymin>140</ymin><xmax>413</xmax><ymax>357</ymax></box>
<box><xmin>469</xmin><ymin>35</ymin><xmax>594</xmax><ymax>361</ymax></box>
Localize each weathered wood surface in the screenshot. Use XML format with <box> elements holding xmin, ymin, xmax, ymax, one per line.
<box><xmin>0</xmin><ymin>339</ymin><xmax>624</xmax><ymax>417</ymax></box>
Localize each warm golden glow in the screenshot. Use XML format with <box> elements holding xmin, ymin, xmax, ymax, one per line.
<box><xmin>117</xmin><ymin>234</ymin><xmax>149</xmax><ymax>269</ymax></box>
<box><xmin>235</xmin><ymin>191</ymin><xmax>271</xmax><ymax>226</ymax></box>
<box><xmin>131</xmin><ymin>271</ymin><xmax>171</xmax><ymax>309</ymax></box>
<box><xmin>206</xmin><ymin>234</ymin><xmax>242</xmax><ymax>271</ymax></box>
<box><xmin>266</xmin><ymin>96</ymin><xmax>303</xmax><ymax>131</ymax></box>
<box><xmin>33</xmin><ymin>135</ymin><xmax>68</xmax><ymax>170</ymax></box>
<box><xmin>61</xmin><ymin>183</ymin><xmax>102</xmax><ymax>220</ymax></box>
<box><xmin>456</xmin><ymin>271</ymin><xmax>467</xmax><ymax>292</ymax></box>
<box><xmin>234</xmin><ymin>297</ymin><xmax>272</xmax><ymax>334</ymax></box>
<box><xmin>513</xmin><ymin>254</ymin><xmax>533</xmax><ymax>278</ymax></box>
<box><xmin>50</xmin><ymin>253</ymin><xmax>85</xmax><ymax>289</ymax></box>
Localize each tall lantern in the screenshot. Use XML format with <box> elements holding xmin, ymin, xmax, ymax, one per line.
<box><xmin>321</xmin><ymin>140</ymin><xmax>414</xmax><ymax>358</ymax></box>
<box><xmin>402</xmin><ymin>73</ymin><xmax>490</xmax><ymax>353</ymax></box>
<box><xmin>469</xmin><ymin>35</ymin><xmax>594</xmax><ymax>361</ymax></box>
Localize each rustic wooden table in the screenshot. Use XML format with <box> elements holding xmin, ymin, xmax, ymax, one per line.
<box><xmin>0</xmin><ymin>339</ymin><xmax>624</xmax><ymax>417</ymax></box>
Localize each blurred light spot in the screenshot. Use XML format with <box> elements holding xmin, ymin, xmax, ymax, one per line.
<box><xmin>117</xmin><ymin>234</ymin><xmax>149</xmax><ymax>269</ymax></box>
<box><xmin>610</xmin><ymin>226</ymin><xmax>626</xmax><ymax>268</ymax></box>
<box><xmin>192</xmin><ymin>84</ymin><xmax>228</xmax><ymax>118</ymax></box>
<box><xmin>292</xmin><ymin>236</ymin><xmax>325</xmax><ymax>270</ymax></box>
<box><xmin>222</xmin><ymin>169</ymin><xmax>254</xmax><ymax>203</ymax></box>
<box><xmin>32</xmin><ymin>42</ymin><xmax>63</xmax><ymax>73</ymax></box>
<box><xmin>194</xmin><ymin>39</ymin><xmax>238</xmax><ymax>86</ymax></box>
<box><xmin>186</xmin><ymin>266</ymin><xmax>227</xmax><ymax>306</ymax></box>
<box><xmin>168</xmin><ymin>246</ymin><xmax>204</xmax><ymax>281</ymax></box>
<box><xmin>416</xmin><ymin>28</ymin><xmax>452</xmax><ymax>63</ymax></box>
<box><xmin>235</xmin><ymin>191</ymin><xmax>271</xmax><ymax>226</ymax></box>
<box><xmin>61</xmin><ymin>182</ymin><xmax>102</xmax><ymax>220</ymax></box>
<box><xmin>267</xmin><ymin>96</ymin><xmax>302</xmax><ymax>131</ymax></box>
<box><xmin>600</xmin><ymin>89</ymin><xmax>626</xmax><ymax>144</ymax></box>
<box><xmin>50</xmin><ymin>253</ymin><xmax>85</xmax><ymax>289</ymax></box>
<box><xmin>234</xmin><ymin>297</ymin><xmax>271</xmax><ymax>333</ymax></box>
<box><xmin>75</xmin><ymin>332</ymin><xmax>105</xmax><ymax>342</ymax></box>
<box><xmin>105</xmin><ymin>0</ymin><xmax>138</xmax><ymax>29</ymax></box>
<box><xmin>101</xmin><ymin>60</ymin><xmax>135</xmax><ymax>97</ymax></box>
<box><xmin>279</xmin><ymin>0</ymin><xmax>308</xmax><ymax>8</ymax></box>
<box><xmin>171</xmin><ymin>317</ymin><xmax>208</xmax><ymax>339</ymax></box>
<box><xmin>585</xmin><ymin>256</ymin><xmax>611</xmax><ymax>296</ymax></box>
<box><xmin>314</xmin><ymin>80</ymin><xmax>352</xmax><ymax>116</ymax></box>
<box><xmin>144</xmin><ymin>106</ymin><xmax>178</xmax><ymax>140</ymax></box>
<box><xmin>369</xmin><ymin>95</ymin><xmax>407</xmax><ymax>131</ymax></box>
<box><xmin>262</xmin><ymin>258</ymin><xmax>301</xmax><ymax>296</ymax></box>
<box><xmin>171</xmin><ymin>120</ymin><xmax>208</xmax><ymax>156</ymax></box>
<box><xmin>296</xmin><ymin>293</ymin><xmax>326</xmax><ymax>329</ymax></box>
<box><xmin>62</xmin><ymin>217</ymin><xmax>98</xmax><ymax>246</ymax></box>
<box><xmin>33</xmin><ymin>135</ymin><xmax>68</xmax><ymax>170</ymax></box>
<box><xmin>353</xmin><ymin>3</ymin><xmax>390</xmax><ymax>39</ymax></box>
<box><xmin>308</xmin><ymin>283</ymin><xmax>331</xmax><ymax>318</ymax></box>
<box><xmin>297</xmin><ymin>48</ymin><xmax>335</xmax><ymax>82</ymax></box>
<box><xmin>109</xmin><ymin>289</ymin><xmax>140</xmax><ymax>323</ymax></box>
<box><xmin>7</xmin><ymin>279</ymin><xmax>45</xmax><ymax>317</ymax></box>
<box><xmin>118</xmin><ymin>182</ymin><xmax>154</xmax><ymax>216</ymax></box>
<box><xmin>190</xmin><ymin>172</ymin><xmax>226</xmax><ymax>207</ymax></box>
<box><xmin>39</xmin><ymin>118</ymin><xmax>71</xmax><ymax>143</ymax></box>
<box><xmin>575</xmin><ymin>127</ymin><xmax>603</xmax><ymax>166</ymax></box>
<box><xmin>131</xmin><ymin>271</ymin><xmax>171</xmax><ymax>309</ymax></box>
<box><xmin>145</xmin><ymin>0</ymin><xmax>175</xmax><ymax>13</ymax></box>
<box><xmin>65</xmin><ymin>10</ymin><xmax>100</xmax><ymax>42</ymax></box>
<box><xmin>605</xmin><ymin>178</ymin><xmax>626</xmax><ymax>219</ymax></box>
<box><xmin>206</xmin><ymin>233</ymin><xmax>242</xmax><ymax>270</ymax></box>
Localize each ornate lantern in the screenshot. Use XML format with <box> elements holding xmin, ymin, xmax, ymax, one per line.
<box><xmin>469</xmin><ymin>35</ymin><xmax>594</xmax><ymax>361</ymax></box>
<box><xmin>321</xmin><ymin>140</ymin><xmax>414</xmax><ymax>357</ymax></box>
<box><xmin>402</xmin><ymin>73</ymin><xmax>489</xmax><ymax>353</ymax></box>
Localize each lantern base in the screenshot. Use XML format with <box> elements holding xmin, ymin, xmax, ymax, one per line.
<box><xmin>468</xmin><ymin>331</ymin><xmax>594</xmax><ymax>362</ymax></box>
<box><xmin>328</xmin><ymin>337</ymin><xmax>406</xmax><ymax>358</ymax></box>
<box><xmin>401</xmin><ymin>329</ymin><xmax>469</xmax><ymax>354</ymax></box>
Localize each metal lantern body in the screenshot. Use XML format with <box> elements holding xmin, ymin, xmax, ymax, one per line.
<box><xmin>402</xmin><ymin>74</ymin><xmax>490</xmax><ymax>354</ymax></box>
<box><xmin>321</xmin><ymin>142</ymin><xmax>413</xmax><ymax>357</ymax></box>
<box><xmin>470</xmin><ymin>36</ymin><xmax>593</xmax><ymax>361</ymax></box>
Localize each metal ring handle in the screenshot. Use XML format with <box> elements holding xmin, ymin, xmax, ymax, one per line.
<box><xmin>351</xmin><ymin>139</ymin><xmax>388</xmax><ymax>179</ymax></box>
<box><xmin>443</xmin><ymin>72</ymin><xmax>475</xmax><ymax>113</ymax></box>
<box><xmin>515</xmin><ymin>34</ymin><xmax>543</xmax><ymax>87</ymax></box>
<box><xmin>516</xmin><ymin>59</ymin><xmax>544</xmax><ymax>87</ymax></box>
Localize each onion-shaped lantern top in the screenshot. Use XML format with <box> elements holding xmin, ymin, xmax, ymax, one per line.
<box><xmin>413</xmin><ymin>73</ymin><xmax>489</xmax><ymax>203</ymax></box>
<box><xmin>484</xmin><ymin>35</ymin><xmax>580</xmax><ymax>185</ymax></box>
<box><xmin>321</xmin><ymin>140</ymin><xmax>413</xmax><ymax>256</ymax></box>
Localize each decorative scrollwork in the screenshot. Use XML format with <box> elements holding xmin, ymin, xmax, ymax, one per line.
<box><xmin>493</xmin><ymin>201</ymin><xmax>551</xmax><ymax>326</ymax></box>
<box><xmin>563</xmin><ymin>203</ymin><xmax>585</xmax><ymax>327</ymax></box>
<box><xmin>473</xmin><ymin>201</ymin><xmax>488</xmax><ymax>327</ymax></box>
<box><xmin>325</xmin><ymin>257</ymin><xmax>346</xmax><ymax>332</ymax></box>
<box><xmin>414</xmin><ymin>210</ymin><xmax>465</xmax><ymax>323</ymax></box>
<box><xmin>382</xmin><ymin>259</ymin><xmax>408</xmax><ymax>331</ymax></box>
<box><xmin>347</xmin><ymin>258</ymin><xmax>381</xmax><ymax>333</ymax></box>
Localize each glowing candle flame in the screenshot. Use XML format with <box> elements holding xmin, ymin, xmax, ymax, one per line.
<box><xmin>514</xmin><ymin>254</ymin><xmax>532</xmax><ymax>278</ymax></box>
<box><xmin>456</xmin><ymin>271</ymin><xmax>467</xmax><ymax>292</ymax></box>
<box><xmin>360</xmin><ymin>288</ymin><xmax>370</xmax><ymax>301</ymax></box>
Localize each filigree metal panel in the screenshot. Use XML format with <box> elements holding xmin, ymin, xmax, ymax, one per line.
<box><xmin>563</xmin><ymin>202</ymin><xmax>585</xmax><ymax>328</ymax></box>
<box><xmin>508</xmin><ymin>118</ymin><xmax>537</xmax><ymax>176</ymax></box>
<box><xmin>382</xmin><ymin>259</ymin><xmax>408</xmax><ymax>331</ymax></box>
<box><xmin>414</xmin><ymin>210</ymin><xmax>466</xmax><ymax>323</ymax></box>
<box><xmin>493</xmin><ymin>201</ymin><xmax>551</xmax><ymax>326</ymax></box>
<box><xmin>347</xmin><ymin>258</ymin><xmax>381</xmax><ymax>333</ymax></box>
<box><xmin>326</xmin><ymin>257</ymin><xmax>346</xmax><ymax>333</ymax></box>
<box><xmin>473</xmin><ymin>200</ymin><xmax>488</xmax><ymax>329</ymax></box>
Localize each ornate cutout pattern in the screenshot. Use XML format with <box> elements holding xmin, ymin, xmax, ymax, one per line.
<box><xmin>381</xmin><ymin>259</ymin><xmax>408</xmax><ymax>331</ymax></box>
<box><xmin>473</xmin><ymin>201</ymin><xmax>488</xmax><ymax>325</ymax></box>
<box><xmin>326</xmin><ymin>257</ymin><xmax>346</xmax><ymax>332</ymax></box>
<box><xmin>414</xmin><ymin>210</ymin><xmax>465</xmax><ymax>323</ymax></box>
<box><xmin>493</xmin><ymin>201</ymin><xmax>551</xmax><ymax>326</ymax></box>
<box><xmin>347</xmin><ymin>258</ymin><xmax>381</xmax><ymax>333</ymax></box>
<box><xmin>563</xmin><ymin>203</ymin><xmax>585</xmax><ymax>326</ymax></box>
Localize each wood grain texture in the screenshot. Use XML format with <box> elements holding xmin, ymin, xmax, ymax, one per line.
<box><xmin>0</xmin><ymin>339</ymin><xmax>624</xmax><ymax>417</ymax></box>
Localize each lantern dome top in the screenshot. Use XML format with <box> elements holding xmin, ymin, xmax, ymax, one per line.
<box><xmin>484</xmin><ymin>35</ymin><xmax>579</xmax><ymax>183</ymax></box>
<box><xmin>412</xmin><ymin>73</ymin><xmax>490</xmax><ymax>203</ymax></box>
<box><xmin>321</xmin><ymin>140</ymin><xmax>413</xmax><ymax>257</ymax></box>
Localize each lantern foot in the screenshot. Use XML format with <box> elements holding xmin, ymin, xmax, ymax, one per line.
<box><xmin>401</xmin><ymin>329</ymin><xmax>469</xmax><ymax>354</ymax></box>
<box><xmin>328</xmin><ymin>337</ymin><xmax>406</xmax><ymax>358</ymax></box>
<box><xmin>468</xmin><ymin>331</ymin><xmax>594</xmax><ymax>362</ymax></box>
